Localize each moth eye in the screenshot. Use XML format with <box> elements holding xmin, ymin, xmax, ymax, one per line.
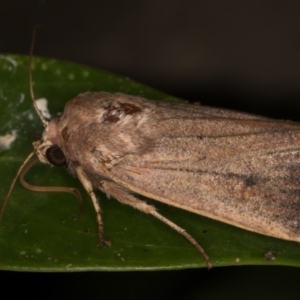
<box><xmin>46</xmin><ymin>145</ymin><xmax>66</xmax><ymax>167</ymax></box>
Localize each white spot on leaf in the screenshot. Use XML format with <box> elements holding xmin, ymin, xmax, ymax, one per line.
<box><xmin>0</xmin><ymin>130</ymin><xmax>17</xmax><ymax>150</ymax></box>
<box><xmin>35</xmin><ymin>98</ymin><xmax>51</xmax><ymax>119</ymax></box>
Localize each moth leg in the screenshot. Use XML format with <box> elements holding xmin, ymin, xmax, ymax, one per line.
<box><xmin>75</xmin><ymin>166</ymin><xmax>107</xmax><ymax>247</ymax></box>
<box><xmin>18</xmin><ymin>155</ymin><xmax>84</xmax><ymax>217</ymax></box>
<box><xmin>100</xmin><ymin>180</ymin><xmax>212</xmax><ymax>268</ymax></box>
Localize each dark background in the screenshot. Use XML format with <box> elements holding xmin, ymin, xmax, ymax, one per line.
<box><xmin>1</xmin><ymin>1</ymin><xmax>300</xmax><ymax>299</ymax></box>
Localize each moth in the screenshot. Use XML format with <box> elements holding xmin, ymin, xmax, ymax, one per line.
<box><xmin>3</xmin><ymin>90</ymin><xmax>300</xmax><ymax>269</ymax></box>
<box><xmin>2</xmin><ymin>34</ymin><xmax>300</xmax><ymax>270</ymax></box>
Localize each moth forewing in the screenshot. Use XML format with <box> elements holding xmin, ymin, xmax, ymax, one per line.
<box><xmin>106</xmin><ymin>103</ymin><xmax>300</xmax><ymax>243</ymax></box>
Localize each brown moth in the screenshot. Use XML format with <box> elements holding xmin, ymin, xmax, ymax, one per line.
<box><xmin>3</xmin><ymin>91</ymin><xmax>300</xmax><ymax>269</ymax></box>
<box><xmin>2</xmin><ymin>32</ymin><xmax>300</xmax><ymax>269</ymax></box>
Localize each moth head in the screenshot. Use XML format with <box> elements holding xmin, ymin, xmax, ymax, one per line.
<box><xmin>33</xmin><ymin>119</ymin><xmax>67</xmax><ymax>167</ymax></box>
<box><xmin>33</xmin><ymin>140</ymin><xmax>67</xmax><ymax>167</ymax></box>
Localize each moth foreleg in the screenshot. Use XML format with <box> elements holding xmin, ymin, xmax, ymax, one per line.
<box><xmin>99</xmin><ymin>180</ymin><xmax>212</xmax><ymax>268</ymax></box>
<box><xmin>75</xmin><ymin>166</ymin><xmax>106</xmax><ymax>247</ymax></box>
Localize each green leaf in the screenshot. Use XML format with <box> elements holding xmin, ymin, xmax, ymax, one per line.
<box><xmin>0</xmin><ymin>54</ymin><xmax>299</xmax><ymax>272</ymax></box>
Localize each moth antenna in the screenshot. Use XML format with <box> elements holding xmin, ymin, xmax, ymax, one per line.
<box><xmin>19</xmin><ymin>156</ymin><xmax>84</xmax><ymax>213</ymax></box>
<box><xmin>29</xmin><ymin>25</ymin><xmax>49</xmax><ymax>127</ymax></box>
<box><xmin>0</xmin><ymin>152</ymin><xmax>35</xmax><ymax>224</ymax></box>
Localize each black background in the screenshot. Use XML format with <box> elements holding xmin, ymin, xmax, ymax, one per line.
<box><xmin>1</xmin><ymin>1</ymin><xmax>300</xmax><ymax>299</ymax></box>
